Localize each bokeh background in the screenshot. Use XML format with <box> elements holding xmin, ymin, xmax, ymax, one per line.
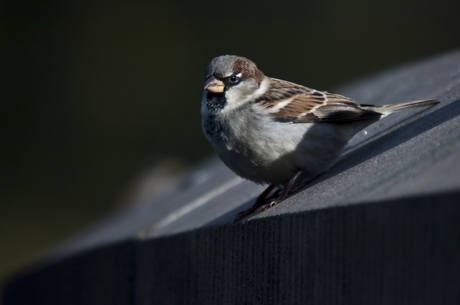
<box><xmin>1</xmin><ymin>0</ymin><xmax>459</xmax><ymax>284</ymax></box>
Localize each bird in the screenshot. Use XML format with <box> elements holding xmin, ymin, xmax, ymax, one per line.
<box><xmin>200</xmin><ymin>55</ymin><xmax>439</xmax><ymax>221</ymax></box>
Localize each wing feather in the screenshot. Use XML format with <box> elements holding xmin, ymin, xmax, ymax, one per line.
<box><xmin>255</xmin><ymin>78</ymin><xmax>382</xmax><ymax>124</ymax></box>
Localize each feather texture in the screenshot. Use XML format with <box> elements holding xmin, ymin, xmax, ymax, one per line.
<box><xmin>255</xmin><ymin>78</ymin><xmax>438</xmax><ymax>124</ymax></box>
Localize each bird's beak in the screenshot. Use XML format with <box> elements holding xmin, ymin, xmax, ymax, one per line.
<box><xmin>204</xmin><ymin>76</ymin><xmax>225</xmax><ymax>93</ymax></box>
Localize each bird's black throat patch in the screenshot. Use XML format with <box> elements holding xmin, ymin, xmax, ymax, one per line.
<box><xmin>206</xmin><ymin>92</ymin><xmax>227</xmax><ymax>113</ymax></box>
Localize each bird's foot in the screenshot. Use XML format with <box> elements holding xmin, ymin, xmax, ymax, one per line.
<box><xmin>234</xmin><ymin>170</ymin><xmax>304</xmax><ymax>222</ymax></box>
<box><xmin>260</xmin><ymin>198</ymin><xmax>282</xmax><ymax>211</ymax></box>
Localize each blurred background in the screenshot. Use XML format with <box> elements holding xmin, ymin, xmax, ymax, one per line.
<box><xmin>1</xmin><ymin>0</ymin><xmax>459</xmax><ymax>284</ymax></box>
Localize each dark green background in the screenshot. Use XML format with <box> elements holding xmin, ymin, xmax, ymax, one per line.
<box><xmin>1</xmin><ymin>0</ymin><xmax>459</xmax><ymax>284</ymax></box>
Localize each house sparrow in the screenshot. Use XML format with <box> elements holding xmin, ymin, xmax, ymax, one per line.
<box><xmin>201</xmin><ymin>55</ymin><xmax>439</xmax><ymax>221</ymax></box>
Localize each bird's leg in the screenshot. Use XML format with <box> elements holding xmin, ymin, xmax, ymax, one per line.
<box><xmin>254</xmin><ymin>184</ymin><xmax>279</xmax><ymax>207</ymax></box>
<box><xmin>260</xmin><ymin>170</ymin><xmax>303</xmax><ymax>211</ymax></box>
<box><xmin>234</xmin><ymin>170</ymin><xmax>305</xmax><ymax>222</ymax></box>
<box><xmin>234</xmin><ymin>184</ymin><xmax>279</xmax><ymax>222</ymax></box>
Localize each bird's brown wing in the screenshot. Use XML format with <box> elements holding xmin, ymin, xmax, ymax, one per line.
<box><xmin>255</xmin><ymin>78</ymin><xmax>381</xmax><ymax>124</ymax></box>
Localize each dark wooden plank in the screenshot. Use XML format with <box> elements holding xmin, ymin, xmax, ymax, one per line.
<box><xmin>136</xmin><ymin>194</ymin><xmax>460</xmax><ymax>304</ymax></box>
<box><xmin>4</xmin><ymin>242</ymin><xmax>136</xmax><ymax>305</ymax></box>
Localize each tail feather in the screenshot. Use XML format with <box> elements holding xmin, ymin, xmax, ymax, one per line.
<box><xmin>362</xmin><ymin>99</ymin><xmax>440</xmax><ymax>115</ymax></box>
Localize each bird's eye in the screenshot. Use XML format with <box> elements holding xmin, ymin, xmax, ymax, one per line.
<box><xmin>229</xmin><ymin>75</ymin><xmax>240</xmax><ymax>83</ymax></box>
